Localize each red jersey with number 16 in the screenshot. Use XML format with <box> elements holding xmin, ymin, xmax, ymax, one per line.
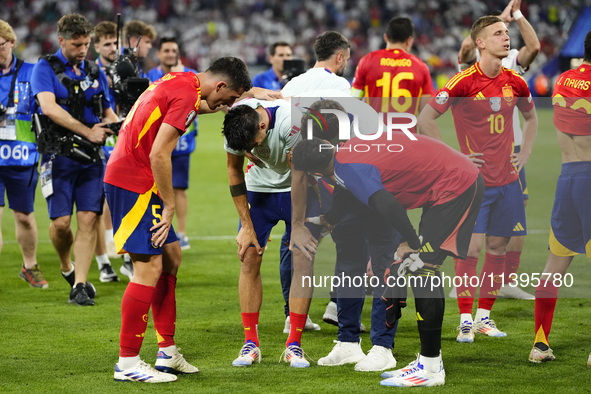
<box><xmin>352</xmin><ymin>48</ymin><xmax>433</xmax><ymax>121</ymax></box>
<box><xmin>428</xmin><ymin>63</ymin><xmax>534</xmax><ymax>187</ymax></box>
<box><xmin>553</xmin><ymin>64</ymin><xmax>591</xmax><ymax>135</ymax></box>
<box><xmin>104</xmin><ymin>72</ymin><xmax>201</xmax><ymax>194</ymax></box>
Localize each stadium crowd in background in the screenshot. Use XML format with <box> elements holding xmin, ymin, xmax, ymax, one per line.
<box><xmin>0</xmin><ymin>0</ymin><xmax>577</xmax><ymax>82</ymax></box>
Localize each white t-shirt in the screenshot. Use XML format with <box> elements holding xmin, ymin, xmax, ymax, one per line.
<box><xmin>462</xmin><ymin>49</ymin><xmax>526</xmax><ymax>145</ymax></box>
<box><xmin>282</xmin><ymin>68</ymin><xmax>351</xmax><ymax>97</ymax></box>
<box><xmin>224</xmin><ymin>99</ymin><xmax>300</xmax><ymax>193</ymax></box>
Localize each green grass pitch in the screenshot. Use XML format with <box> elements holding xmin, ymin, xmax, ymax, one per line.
<box><xmin>1</xmin><ymin>109</ymin><xmax>590</xmax><ymax>392</ymax></box>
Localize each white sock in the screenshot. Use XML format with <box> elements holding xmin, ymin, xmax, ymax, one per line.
<box><xmin>159</xmin><ymin>344</ymin><xmax>178</xmax><ymax>355</ymax></box>
<box><xmin>96</xmin><ymin>253</ymin><xmax>111</xmax><ymax>269</ymax></box>
<box><xmin>474</xmin><ymin>308</ymin><xmax>490</xmax><ymax>322</ymax></box>
<box><xmin>105</xmin><ymin>228</ymin><xmax>114</xmax><ymax>243</ymax></box>
<box><xmin>62</xmin><ymin>264</ymin><xmax>75</xmax><ymax>276</ymax></box>
<box><xmin>460</xmin><ymin>313</ymin><xmax>473</xmax><ymax>324</ymax></box>
<box><xmin>419</xmin><ymin>354</ymin><xmax>442</xmax><ymax>373</ymax></box>
<box><xmin>118</xmin><ymin>355</ymin><xmax>140</xmax><ymax>370</ymax></box>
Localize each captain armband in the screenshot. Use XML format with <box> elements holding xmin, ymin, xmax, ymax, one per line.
<box><xmin>230</xmin><ymin>182</ymin><xmax>247</xmax><ymax>197</ymax></box>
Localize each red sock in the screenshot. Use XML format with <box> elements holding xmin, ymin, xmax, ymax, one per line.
<box><xmin>534</xmin><ymin>281</ymin><xmax>559</xmax><ymax>346</ymax></box>
<box><xmin>152</xmin><ymin>272</ymin><xmax>177</xmax><ymax>348</ymax></box>
<box><xmin>477</xmin><ymin>253</ymin><xmax>505</xmax><ymax>311</ymax></box>
<box><xmin>120</xmin><ymin>283</ymin><xmax>155</xmax><ymax>357</ymax></box>
<box><xmin>286</xmin><ymin>312</ymin><xmax>307</xmax><ymax>347</ymax></box>
<box><xmin>456</xmin><ymin>257</ymin><xmax>478</xmax><ymax>314</ymax></box>
<box><xmin>242</xmin><ymin>312</ymin><xmax>260</xmax><ymax>346</ymax></box>
<box><xmin>505</xmin><ymin>251</ymin><xmax>521</xmax><ymax>284</ymax></box>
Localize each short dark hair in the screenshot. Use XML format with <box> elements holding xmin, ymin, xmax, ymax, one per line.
<box><xmin>300</xmin><ymin>99</ymin><xmax>346</xmax><ymax>143</ymax></box>
<box><xmin>222</xmin><ymin>105</ymin><xmax>261</xmax><ymax>151</ymax></box>
<box><xmin>207</xmin><ymin>56</ymin><xmax>253</xmax><ymax>92</ymax></box>
<box><xmin>93</xmin><ymin>21</ymin><xmax>116</xmax><ymax>43</ymax></box>
<box><xmin>58</xmin><ymin>14</ymin><xmax>94</xmax><ymax>40</ymax></box>
<box><xmin>585</xmin><ymin>30</ymin><xmax>591</xmax><ymax>63</ymax></box>
<box><xmin>470</xmin><ymin>16</ymin><xmax>503</xmax><ymax>46</ymax></box>
<box><xmin>269</xmin><ymin>41</ymin><xmax>291</xmax><ymax>56</ymax></box>
<box><xmin>314</xmin><ymin>31</ymin><xmax>350</xmax><ymax>61</ymax></box>
<box><xmin>291</xmin><ymin>137</ymin><xmax>334</xmax><ymax>173</ymax></box>
<box><xmin>385</xmin><ymin>17</ymin><xmax>414</xmax><ymax>44</ymax></box>
<box><xmin>123</xmin><ymin>20</ymin><xmax>157</xmax><ymax>41</ymax></box>
<box><xmin>158</xmin><ymin>36</ymin><xmax>178</xmax><ymax>51</ymax></box>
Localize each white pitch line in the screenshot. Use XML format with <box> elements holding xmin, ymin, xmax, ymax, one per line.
<box><xmin>0</xmin><ymin>230</ymin><xmax>552</xmax><ymax>244</ymax></box>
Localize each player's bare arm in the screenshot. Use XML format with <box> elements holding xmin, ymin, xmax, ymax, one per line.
<box><xmin>511</xmin><ymin>106</ymin><xmax>537</xmax><ymax>172</ymax></box>
<box><xmin>289</xmin><ymin>167</ymin><xmax>318</xmax><ymax>260</ymax></box>
<box><xmin>36</xmin><ymin>91</ymin><xmax>111</xmax><ymax>144</ymax></box>
<box><xmin>149</xmin><ymin>123</ymin><xmax>181</xmax><ymax>247</ymax></box>
<box><xmin>418</xmin><ymin>95</ymin><xmax>432</xmax><ymax>113</ymax></box>
<box><xmin>241</xmin><ymin>87</ymin><xmax>284</xmax><ymax>101</ymax></box>
<box><xmin>417</xmin><ymin>103</ymin><xmax>444</xmax><ymax>141</ymax></box>
<box><xmin>512</xmin><ymin>0</ymin><xmax>541</xmax><ymax>68</ymax></box>
<box><xmin>459</xmin><ymin>36</ymin><xmax>477</xmax><ymax>67</ymax></box>
<box><xmin>227</xmin><ymin>152</ymin><xmax>263</xmax><ymax>260</ymax></box>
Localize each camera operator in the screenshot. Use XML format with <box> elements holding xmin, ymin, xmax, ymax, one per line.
<box><xmin>31</xmin><ymin>13</ymin><xmax>118</xmax><ymax>306</ymax></box>
<box><xmin>0</xmin><ymin>20</ymin><xmax>47</xmax><ymax>288</ymax></box>
<box><xmin>251</xmin><ymin>42</ymin><xmax>293</xmax><ymax>91</ymax></box>
<box><xmin>121</xmin><ymin>20</ymin><xmax>156</xmax><ymax>78</ymax></box>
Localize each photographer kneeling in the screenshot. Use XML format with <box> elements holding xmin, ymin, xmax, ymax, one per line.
<box><xmin>31</xmin><ymin>13</ymin><xmax>118</xmax><ymax>306</ymax></box>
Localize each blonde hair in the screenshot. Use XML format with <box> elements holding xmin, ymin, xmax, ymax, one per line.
<box><xmin>0</xmin><ymin>20</ymin><xmax>16</xmax><ymax>43</ymax></box>
<box><xmin>123</xmin><ymin>20</ymin><xmax>156</xmax><ymax>41</ymax></box>
<box><xmin>470</xmin><ymin>15</ymin><xmax>503</xmax><ymax>46</ymax></box>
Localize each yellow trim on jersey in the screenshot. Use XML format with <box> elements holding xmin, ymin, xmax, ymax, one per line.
<box><xmin>474</xmin><ymin>63</ymin><xmax>483</xmax><ymax>75</ymax></box>
<box><xmin>136</xmin><ymin>107</ymin><xmax>162</xmax><ymax>148</ymax></box>
<box><xmin>548</xmin><ymin>229</ymin><xmax>578</xmax><ymax>257</ymax></box>
<box><xmin>473</xmin><ymin>91</ymin><xmax>486</xmax><ymax>100</ymax></box>
<box><xmin>446</xmin><ymin>68</ymin><xmax>477</xmax><ymax>91</ymax></box>
<box><xmin>414</xmin><ymin>87</ymin><xmax>423</xmax><ymax>116</ymax></box>
<box><xmin>113</xmin><ymin>183</ymin><xmax>159</xmax><ymax>253</ymax></box>
<box><xmin>445</xmin><ymin>66</ymin><xmax>474</xmax><ymax>89</ymax></box>
<box><xmin>465</xmin><ymin>136</ymin><xmax>475</xmax><ymax>154</ymax></box>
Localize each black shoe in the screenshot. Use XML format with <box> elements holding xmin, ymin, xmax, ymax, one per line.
<box><xmin>86</xmin><ymin>281</ymin><xmax>96</xmax><ymax>299</ymax></box>
<box><xmin>68</xmin><ymin>283</ymin><xmax>95</xmax><ymax>306</ymax></box>
<box><xmin>100</xmin><ymin>264</ymin><xmax>120</xmax><ymax>282</ymax></box>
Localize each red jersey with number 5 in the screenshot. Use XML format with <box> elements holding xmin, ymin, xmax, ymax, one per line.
<box><xmin>352</xmin><ymin>48</ymin><xmax>433</xmax><ymax>124</ymax></box>
<box><xmin>428</xmin><ymin>63</ymin><xmax>534</xmax><ymax>187</ymax></box>
<box><xmin>553</xmin><ymin>65</ymin><xmax>591</xmax><ymax>135</ymax></box>
<box><xmin>105</xmin><ymin>72</ymin><xmax>201</xmax><ymax>194</ymax></box>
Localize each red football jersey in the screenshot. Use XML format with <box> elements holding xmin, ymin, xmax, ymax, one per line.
<box><xmin>334</xmin><ymin>132</ymin><xmax>479</xmax><ymax>210</ymax></box>
<box><xmin>428</xmin><ymin>63</ymin><xmax>534</xmax><ymax>187</ymax></box>
<box><xmin>352</xmin><ymin>48</ymin><xmax>433</xmax><ymax>123</ymax></box>
<box><xmin>104</xmin><ymin>72</ymin><xmax>201</xmax><ymax>194</ymax></box>
<box><xmin>553</xmin><ymin>64</ymin><xmax>591</xmax><ymax>135</ymax></box>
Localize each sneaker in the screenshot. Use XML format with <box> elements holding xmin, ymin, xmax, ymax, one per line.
<box><xmin>120</xmin><ymin>255</ymin><xmax>134</xmax><ymax>281</ymax></box>
<box><xmin>19</xmin><ymin>264</ymin><xmax>49</xmax><ymax>288</ymax></box>
<box><xmin>114</xmin><ymin>360</ymin><xmax>177</xmax><ymax>383</ymax></box>
<box><xmin>448</xmin><ymin>287</ymin><xmax>457</xmax><ymax>298</ymax></box>
<box><xmin>100</xmin><ymin>264</ymin><xmax>120</xmax><ymax>282</ymax></box>
<box><xmin>283</xmin><ymin>316</ymin><xmax>322</xmax><ymax>334</ymax></box>
<box><xmin>497</xmin><ymin>282</ymin><xmax>535</xmax><ymax>300</ymax></box>
<box><xmin>474</xmin><ymin>317</ymin><xmax>507</xmax><ymax>337</ymax></box>
<box><xmin>232</xmin><ymin>342</ymin><xmax>261</xmax><ymax>367</ymax></box>
<box><xmin>106</xmin><ymin>241</ymin><xmax>120</xmax><ymax>259</ymax></box>
<box><xmin>382</xmin><ymin>354</ymin><xmax>446</xmax><ymax>379</ymax></box>
<box><xmin>155</xmin><ymin>350</ymin><xmax>199</xmax><ymax>374</ymax></box>
<box><xmin>456</xmin><ymin>321</ymin><xmax>474</xmax><ymax>343</ymax></box>
<box><xmin>61</xmin><ymin>262</ymin><xmax>95</xmax><ymax>298</ymax></box>
<box><xmin>318</xmin><ymin>340</ymin><xmax>366</xmax><ymax>366</ymax></box>
<box><xmin>177</xmin><ymin>233</ymin><xmax>190</xmax><ymax>251</ymax></box>
<box><xmin>354</xmin><ymin>345</ymin><xmax>396</xmax><ymax>372</ymax></box>
<box><xmin>68</xmin><ymin>283</ymin><xmax>95</xmax><ymax>306</ymax></box>
<box><xmin>322</xmin><ymin>301</ymin><xmax>366</xmax><ymax>332</ymax></box>
<box><xmin>86</xmin><ymin>281</ymin><xmax>96</xmax><ymax>299</ymax></box>
<box><xmin>528</xmin><ymin>342</ymin><xmax>555</xmax><ymax>363</ymax></box>
<box><xmin>281</xmin><ymin>345</ymin><xmax>310</xmax><ymax>368</ymax></box>
<box><xmin>380</xmin><ymin>355</ymin><xmax>445</xmax><ymax>387</ymax></box>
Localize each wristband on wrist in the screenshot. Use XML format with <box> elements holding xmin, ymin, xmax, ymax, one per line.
<box><xmin>513</xmin><ymin>10</ymin><xmax>524</xmax><ymax>20</ymax></box>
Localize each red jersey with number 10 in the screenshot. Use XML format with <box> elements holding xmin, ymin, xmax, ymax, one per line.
<box><xmin>428</xmin><ymin>63</ymin><xmax>534</xmax><ymax>187</ymax></box>
<box><xmin>553</xmin><ymin>65</ymin><xmax>591</xmax><ymax>135</ymax></box>
<box><xmin>104</xmin><ymin>72</ymin><xmax>201</xmax><ymax>194</ymax></box>
<box><xmin>352</xmin><ymin>48</ymin><xmax>433</xmax><ymax>122</ymax></box>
